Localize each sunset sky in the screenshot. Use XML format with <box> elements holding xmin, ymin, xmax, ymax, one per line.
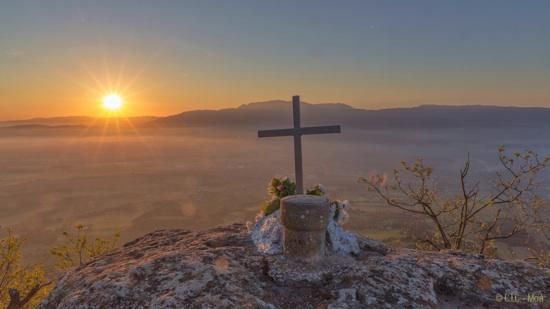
<box><xmin>1</xmin><ymin>0</ymin><xmax>549</xmax><ymax>120</ymax></box>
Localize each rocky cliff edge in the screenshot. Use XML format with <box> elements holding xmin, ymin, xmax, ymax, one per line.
<box><xmin>39</xmin><ymin>224</ymin><xmax>549</xmax><ymax>308</ymax></box>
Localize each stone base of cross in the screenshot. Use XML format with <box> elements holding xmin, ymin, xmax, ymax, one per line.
<box><xmin>280</xmin><ymin>194</ymin><xmax>330</xmax><ymax>259</ymax></box>
<box><xmin>257</xmin><ymin>95</ymin><xmax>341</xmax><ymax>194</ymax></box>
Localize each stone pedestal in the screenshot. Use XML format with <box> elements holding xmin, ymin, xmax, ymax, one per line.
<box><xmin>280</xmin><ymin>195</ymin><xmax>330</xmax><ymax>259</ymax></box>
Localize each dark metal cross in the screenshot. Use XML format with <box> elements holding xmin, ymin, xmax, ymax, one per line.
<box><xmin>258</xmin><ymin>95</ymin><xmax>341</xmax><ymax>194</ymax></box>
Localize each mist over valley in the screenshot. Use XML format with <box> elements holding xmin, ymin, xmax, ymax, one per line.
<box><xmin>2</xmin><ymin>101</ymin><xmax>549</xmax><ymax>264</ymax></box>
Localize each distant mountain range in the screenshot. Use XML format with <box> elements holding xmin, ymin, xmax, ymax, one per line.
<box><xmin>2</xmin><ymin>101</ymin><xmax>550</xmax><ymax>130</ymax></box>
<box><xmin>148</xmin><ymin>101</ymin><xmax>550</xmax><ymax>130</ymax></box>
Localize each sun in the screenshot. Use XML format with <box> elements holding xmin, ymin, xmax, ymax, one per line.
<box><xmin>102</xmin><ymin>93</ymin><xmax>124</xmax><ymax>111</ymax></box>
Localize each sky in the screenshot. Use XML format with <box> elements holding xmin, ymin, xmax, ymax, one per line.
<box><xmin>1</xmin><ymin>0</ymin><xmax>549</xmax><ymax>119</ymax></box>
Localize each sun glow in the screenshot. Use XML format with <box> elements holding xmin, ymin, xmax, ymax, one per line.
<box><xmin>102</xmin><ymin>93</ymin><xmax>124</xmax><ymax>111</ymax></box>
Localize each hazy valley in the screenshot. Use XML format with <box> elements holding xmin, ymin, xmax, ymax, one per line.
<box><xmin>1</xmin><ymin>102</ymin><xmax>550</xmax><ymax>265</ymax></box>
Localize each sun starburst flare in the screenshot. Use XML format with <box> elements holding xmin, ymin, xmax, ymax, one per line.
<box><xmin>102</xmin><ymin>93</ymin><xmax>124</xmax><ymax>111</ymax></box>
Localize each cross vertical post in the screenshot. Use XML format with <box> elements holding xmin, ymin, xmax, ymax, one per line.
<box><xmin>258</xmin><ymin>95</ymin><xmax>341</xmax><ymax>196</ymax></box>
<box><xmin>292</xmin><ymin>96</ymin><xmax>304</xmax><ymax>194</ymax></box>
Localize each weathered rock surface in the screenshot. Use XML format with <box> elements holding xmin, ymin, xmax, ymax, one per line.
<box><xmin>40</xmin><ymin>224</ymin><xmax>549</xmax><ymax>308</ymax></box>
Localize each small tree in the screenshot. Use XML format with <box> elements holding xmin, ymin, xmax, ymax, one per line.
<box><xmin>526</xmin><ymin>208</ymin><xmax>550</xmax><ymax>267</ymax></box>
<box><xmin>0</xmin><ymin>229</ymin><xmax>51</xmax><ymax>309</ymax></box>
<box><xmin>50</xmin><ymin>224</ymin><xmax>120</xmax><ymax>271</ymax></box>
<box><xmin>360</xmin><ymin>147</ymin><xmax>550</xmax><ymax>259</ymax></box>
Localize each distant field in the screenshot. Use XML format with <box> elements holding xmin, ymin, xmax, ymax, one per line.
<box><xmin>1</xmin><ymin>126</ymin><xmax>549</xmax><ymax>265</ymax></box>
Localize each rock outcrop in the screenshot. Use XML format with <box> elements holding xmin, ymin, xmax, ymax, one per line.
<box><xmin>40</xmin><ymin>224</ymin><xmax>549</xmax><ymax>308</ymax></box>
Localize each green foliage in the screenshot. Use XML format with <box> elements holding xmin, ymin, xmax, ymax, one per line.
<box><xmin>306</xmin><ymin>184</ymin><xmax>326</xmax><ymax>196</ymax></box>
<box><xmin>261</xmin><ymin>198</ymin><xmax>281</xmax><ymax>216</ymax></box>
<box><xmin>527</xmin><ymin>248</ymin><xmax>550</xmax><ymax>268</ymax></box>
<box><xmin>261</xmin><ymin>177</ymin><xmax>326</xmax><ymax>215</ymax></box>
<box><xmin>0</xmin><ymin>225</ymin><xmax>120</xmax><ymax>307</ymax></box>
<box><xmin>268</xmin><ymin>177</ymin><xmax>296</xmax><ymax>199</ymax></box>
<box><xmin>0</xmin><ymin>229</ymin><xmax>51</xmax><ymax>309</ymax></box>
<box><xmin>50</xmin><ymin>224</ymin><xmax>120</xmax><ymax>271</ymax></box>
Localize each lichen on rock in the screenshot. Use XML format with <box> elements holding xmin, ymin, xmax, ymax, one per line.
<box><xmin>39</xmin><ymin>224</ymin><xmax>549</xmax><ymax>308</ymax></box>
<box><xmin>326</xmin><ymin>220</ymin><xmax>360</xmax><ymax>255</ymax></box>
<box><xmin>249</xmin><ymin>210</ymin><xmax>283</xmax><ymax>255</ymax></box>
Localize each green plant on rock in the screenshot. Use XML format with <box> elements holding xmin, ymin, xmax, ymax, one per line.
<box><xmin>261</xmin><ymin>177</ymin><xmax>326</xmax><ymax>216</ymax></box>
<box><xmin>261</xmin><ymin>198</ymin><xmax>281</xmax><ymax>216</ymax></box>
<box><xmin>306</xmin><ymin>184</ymin><xmax>326</xmax><ymax>196</ymax></box>
<box><xmin>268</xmin><ymin>177</ymin><xmax>296</xmax><ymax>199</ymax></box>
<box><xmin>50</xmin><ymin>224</ymin><xmax>120</xmax><ymax>271</ymax></box>
<box><xmin>0</xmin><ymin>225</ymin><xmax>122</xmax><ymax>308</ymax></box>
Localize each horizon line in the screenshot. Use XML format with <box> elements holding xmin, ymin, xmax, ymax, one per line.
<box><xmin>2</xmin><ymin>101</ymin><xmax>549</xmax><ymax>122</ymax></box>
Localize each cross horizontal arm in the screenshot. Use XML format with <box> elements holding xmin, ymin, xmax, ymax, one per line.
<box><xmin>258</xmin><ymin>125</ymin><xmax>341</xmax><ymax>138</ymax></box>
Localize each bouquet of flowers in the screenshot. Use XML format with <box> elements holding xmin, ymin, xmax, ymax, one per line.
<box><xmin>261</xmin><ymin>177</ymin><xmax>327</xmax><ymax>216</ymax></box>
<box><xmin>267</xmin><ymin>177</ymin><xmax>296</xmax><ymax>199</ymax></box>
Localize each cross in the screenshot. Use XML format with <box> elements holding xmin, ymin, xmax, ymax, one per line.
<box><xmin>258</xmin><ymin>95</ymin><xmax>341</xmax><ymax>194</ymax></box>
